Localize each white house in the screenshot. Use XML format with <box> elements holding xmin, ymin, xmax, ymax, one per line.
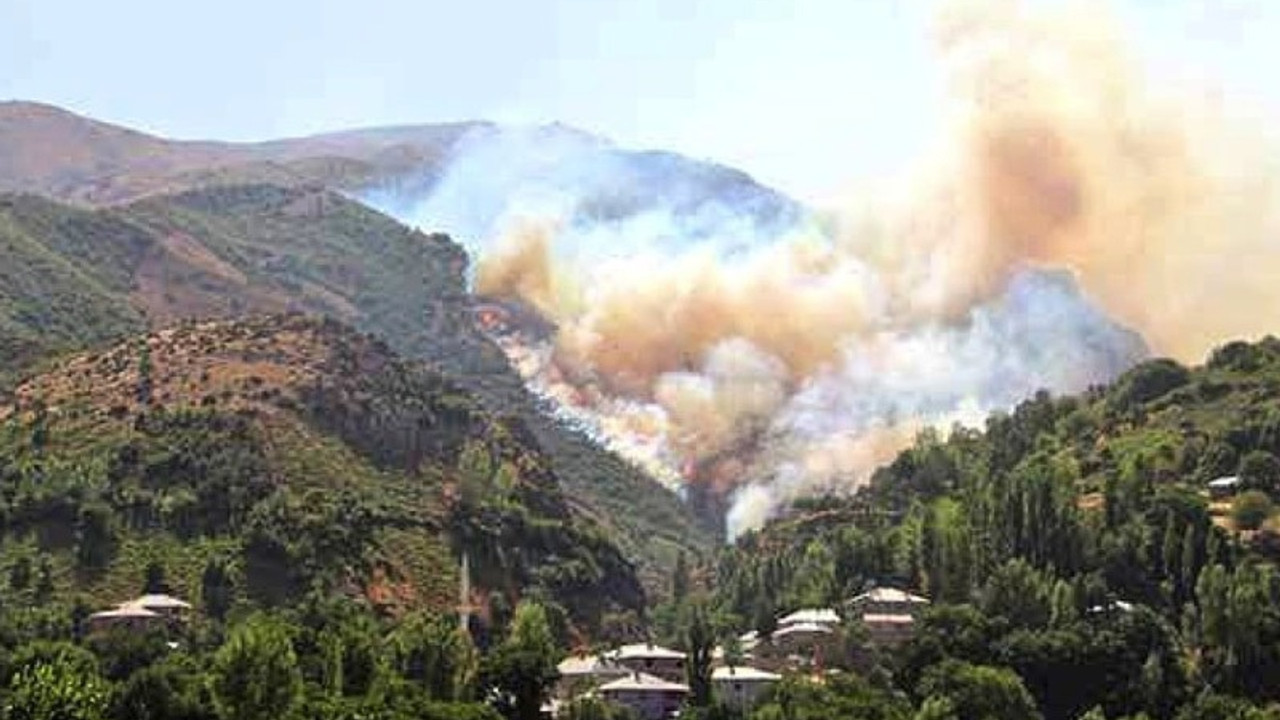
<box><xmin>776</xmin><ymin>608</ymin><xmax>841</xmax><ymax>628</ymax></box>
<box><xmin>1208</xmin><ymin>476</ymin><xmax>1241</xmax><ymax>499</ymax></box>
<box><xmin>555</xmin><ymin>653</ymin><xmax>629</xmax><ymax>698</ymax></box>
<box><xmin>87</xmin><ymin>593</ymin><xmax>193</xmax><ymax>633</ymax></box>
<box><xmin>610</xmin><ymin>643</ymin><xmax>687</xmax><ymax>683</ymax></box>
<box><xmin>712</xmin><ymin>665</ymin><xmax>781</xmax><ymax>712</ymax></box>
<box><xmin>598</xmin><ymin>672</ymin><xmax>689</xmax><ymax>720</ymax></box>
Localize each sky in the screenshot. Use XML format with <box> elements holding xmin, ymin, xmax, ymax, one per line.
<box><xmin>3</xmin><ymin>0</ymin><xmax>1279</xmax><ymax>201</ymax></box>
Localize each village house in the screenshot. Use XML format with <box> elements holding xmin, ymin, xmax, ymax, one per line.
<box><xmin>847</xmin><ymin>587</ymin><xmax>930</xmax><ymax>616</ymax></box>
<box><xmin>776</xmin><ymin>608</ymin><xmax>841</xmax><ymax>628</ymax></box>
<box><xmin>610</xmin><ymin>643</ymin><xmax>687</xmax><ymax>683</ymax></box>
<box><xmin>87</xmin><ymin>604</ymin><xmax>163</xmax><ymax>634</ymax></box>
<box><xmin>555</xmin><ymin>652</ymin><xmax>629</xmax><ymax>699</ymax></box>
<box><xmin>1208</xmin><ymin>475</ymin><xmax>1241</xmax><ymax>500</ymax></box>
<box><xmin>86</xmin><ymin>593</ymin><xmax>193</xmax><ymax>634</ymax></box>
<box><xmin>752</xmin><ymin>607</ymin><xmax>842</xmax><ymax>671</ymax></box>
<box><xmin>712</xmin><ymin>665</ymin><xmax>781</xmax><ymax>713</ymax></box>
<box><xmin>597</xmin><ymin>671</ymin><xmax>689</xmax><ymax>720</ymax></box>
<box><xmin>846</xmin><ymin>587</ymin><xmax>930</xmax><ymax>648</ymax></box>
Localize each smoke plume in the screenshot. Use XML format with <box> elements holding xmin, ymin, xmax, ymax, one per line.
<box><xmin>372</xmin><ymin>0</ymin><xmax>1280</xmax><ymax>538</ymax></box>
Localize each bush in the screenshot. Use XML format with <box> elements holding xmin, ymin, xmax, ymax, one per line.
<box><xmin>1239</xmin><ymin>451</ymin><xmax>1280</xmax><ymax>496</ymax></box>
<box><xmin>1232</xmin><ymin>491</ymin><xmax>1274</xmax><ymax>531</ymax></box>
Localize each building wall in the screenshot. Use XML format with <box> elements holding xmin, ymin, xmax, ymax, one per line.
<box><xmin>603</xmin><ymin>690</ymin><xmax>683</xmax><ymax>720</ymax></box>
<box><xmin>714</xmin><ymin>679</ymin><xmax>774</xmax><ymax>712</ymax></box>
<box><xmin>617</xmin><ymin>657</ymin><xmax>685</xmax><ymax>683</ymax></box>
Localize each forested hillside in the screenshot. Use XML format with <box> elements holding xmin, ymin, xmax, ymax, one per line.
<box><xmin>0</xmin><ymin>314</ymin><xmax>645</xmax><ymax>628</ymax></box>
<box><xmin>0</xmin><ymin>184</ymin><xmax>715</xmax><ymax>592</ymax></box>
<box><xmin>704</xmin><ymin>338</ymin><xmax>1280</xmax><ymax>720</ymax></box>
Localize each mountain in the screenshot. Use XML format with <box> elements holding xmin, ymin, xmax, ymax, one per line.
<box><xmin>0</xmin><ymin>101</ymin><xmax>807</xmax><ymax>592</ymax></box>
<box><xmin>0</xmin><ymin>102</ymin><xmax>803</xmax><ymax>238</ymax></box>
<box><xmin>0</xmin><ymin>101</ymin><xmax>481</xmax><ymax>205</ymax></box>
<box><xmin>0</xmin><ymin>183</ymin><xmax>716</xmax><ymax>594</ymax></box>
<box><xmin>0</xmin><ymin>314</ymin><xmax>644</xmax><ymax>632</ymax></box>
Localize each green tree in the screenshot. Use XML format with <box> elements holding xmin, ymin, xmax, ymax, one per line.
<box><xmin>481</xmin><ymin>601</ymin><xmax>560</xmax><ymax>720</ymax></box>
<box><xmin>916</xmin><ymin>660</ymin><xmax>1043</xmax><ymax>720</ymax></box>
<box><xmin>388</xmin><ymin>611</ymin><xmax>478</xmax><ymax>701</ymax></box>
<box><xmin>1239</xmin><ymin>451</ymin><xmax>1280</xmax><ymax>497</ymax></box>
<box><xmin>4</xmin><ymin>659</ymin><xmax>109</xmax><ymax>720</ymax></box>
<box><xmin>980</xmin><ymin>559</ymin><xmax>1052</xmax><ymax>629</ymax></box>
<box><xmin>1231</xmin><ymin>491</ymin><xmax>1273</xmax><ymax>531</ymax></box>
<box><xmin>210</xmin><ymin>614</ymin><xmax>302</xmax><ymax>720</ymax></box>
<box><xmin>672</xmin><ymin>551</ymin><xmax>690</xmax><ymax>603</ymax></box>
<box><xmin>200</xmin><ymin>558</ymin><xmax>233</xmax><ymax>622</ymax></box>
<box><xmin>753</xmin><ymin>674</ymin><xmax>910</xmax><ymax>720</ymax></box>
<box><xmin>683</xmin><ymin>601</ymin><xmax>715</xmax><ymax>708</ymax></box>
<box><xmin>75</xmin><ymin>502</ymin><xmax>119</xmax><ymax>571</ymax></box>
<box><xmin>111</xmin><ymin>655</ymin><xmax>216</xmax><ymax>720</ymax></box>
<box><xmin>143</xmin><ymin>560</ymin><xmax>168</xmax><ymax>594</ymax></box>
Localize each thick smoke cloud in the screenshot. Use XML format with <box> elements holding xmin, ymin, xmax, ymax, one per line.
<box><xmin>369</xmin><ymin>0</ymin><xmax>1280</xmax><ymax>538</ymax></box>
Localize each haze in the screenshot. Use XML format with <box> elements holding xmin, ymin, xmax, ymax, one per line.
<box><xmin>4</xmin><ymin>0</ymin><xmax>1277</xmax><ymax>201</ymax></box>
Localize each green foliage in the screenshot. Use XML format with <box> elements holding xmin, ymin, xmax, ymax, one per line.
<box><xmin>481</xmin><ymin>601</ymin><xmax>560</xmax><ymax>720</ymax></box>
<box><xmin>916</xmin><ymin>659</ymin><xmax>1043</xmax><ymax>720</ymax></box>
<box><xmin>683</xmin><ymin>601</ymin><xmax>715</xmax><ymax>708</ymax></box>
<box><xmin>1232</xmin><ymin>491</ymin><xmax>1273</xmax><ymax>531</ymax></box>
<box><xmin>110</xmin><ymin>654</ymin><xmax>216</xmax><ymax>720</ymax></box>
<box><xmin>210</xmin><ymin>614</ymin><xmax>302</xmax><ymax>720</ymax></box>
<box><xmin>1239</xmin><ymin>451</ymin><xmax>1280</xmax><ymax>496</ymax></box>
<box><xmin>751</xmin><ymin>674</ymin><xmax>911</xmax><ymax>720</ymax></box>
<box><xmin>387</xmin><ymin>612</ymin><xmax>477</xmax><ymax>702</ymax></box>
<box><xmin>3</xmin><ymin>658</ymin><xmax>109</xmax><ymax>720</ymax></box>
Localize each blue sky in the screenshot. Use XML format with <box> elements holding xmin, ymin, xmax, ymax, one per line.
<box><xmin>2</xmin><ymin>0</ymin><xmax>1277</xmax><ymax>200</ymax></box>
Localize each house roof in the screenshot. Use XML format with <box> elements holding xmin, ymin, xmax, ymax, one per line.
<box><xmin>125</xmin><ymin>594</ymin><xmax>193</xmax><ymax>610</ymax></box>
<box><xmin>1087</xmin><ymin>600</ymin><xmax>1136</xmax><ymax>614</ymax></box>
<box><xmin>599</xmin><ymin>672</ymin><xmax>690</xmax><ymax>694</ymax></box>
<box><xmin>847</xmin><ymin>587</ymin><xmax>930</xmax><ymax>605</ymax></box>
<box><xmin>90</xmin><ymin>605</ymin><xmax>160</xmax><ymax>620</ymax></box>
<box><xmin>777</xmin><ymin>608</ymin><xmax>841</xmax><ymax>627</ymax></box>
<box><xmin>1208</xmin><ymin>476</ymin><xmax>1241</xmax><ymax>488</ymax></box>
<box><xmin>612</xmin><ymin>643</ymin><xmax>686</xmax><ymax>661</ymax></box>
<box><xmin>558</xmin><ymin>654</ymin><xmax>627</xmax><ymax>676</ymax></box>
<box><xmin>713</xmin><ymin>666</ymin><xmax>781</xmax><ymax>682</ymax></box>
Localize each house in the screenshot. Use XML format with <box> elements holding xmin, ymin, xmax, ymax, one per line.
<box><xmin>712</xmin><ymin>665</ymin><xmax>781</xmax><ymax>712</ymax></box>
<box><xmin>555</xmin><ymin>652</ymin><xmax>629</xmax><ymax>699</ymax></box>
<box><xmin>861</xmin><ymin>613</ymin><xmax>916</xmax><ymax>648</ymax></box>
<box><xmin>598</xmin><ymin>672</ymin><xmax>689</xmax><ymax>720</ymax></box>
<box><xmin>742</xmin><ymin>608</ymin><xmax>844</xmax><ymax>672</ymax></box>
<box><xmin>846</xmin><ymin>588</ymin><xmax>930</xmax><ymax>648</ymax></box>
<box><xmin>846</xmin><ymin>588</ymin><xmax>930</xmax><ymax>616</ymax></box>
<box><xmin>610</xmin><ymin>643</ymin><xmax>687</xmax><ymax>683</ymax></box>
<box><xmin>86</xmin><ymin>593</ymin><xmax>193</xmax><ymax>634</ymax></box>
<box><xmin>86</xmin><ymin>604</ymin><xmax>163</xmax><ymax>634</ymax></box>
<box><xmin>1208</xmin><ymin>476</ymin><xmax>1241</xmax><ymax>500</ymax></box>
<box><xmin>126</xmin><ymin>593</ymin><xmax>193</xmax><ymax>620</ymax></box>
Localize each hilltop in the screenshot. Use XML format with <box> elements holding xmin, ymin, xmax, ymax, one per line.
<box><xmin>0</xmin><ymin>314</ymin><xmax>645</xmax><ymax>633</ymax></box>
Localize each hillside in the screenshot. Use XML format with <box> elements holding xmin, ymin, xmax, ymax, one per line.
<box><xmin>703</xmin><ymin>338</ymin><xmax>1280</xmax><ymax>720</ymax></box>
<box><xmin>0</xmin><ymin>184</ymin><xmax>716</xmax><ymax>592</ymax></box>
<box><xmin>0</xmin><ymin>314</ymin><xmax>647</xmax><ymax>633</ymax></box>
